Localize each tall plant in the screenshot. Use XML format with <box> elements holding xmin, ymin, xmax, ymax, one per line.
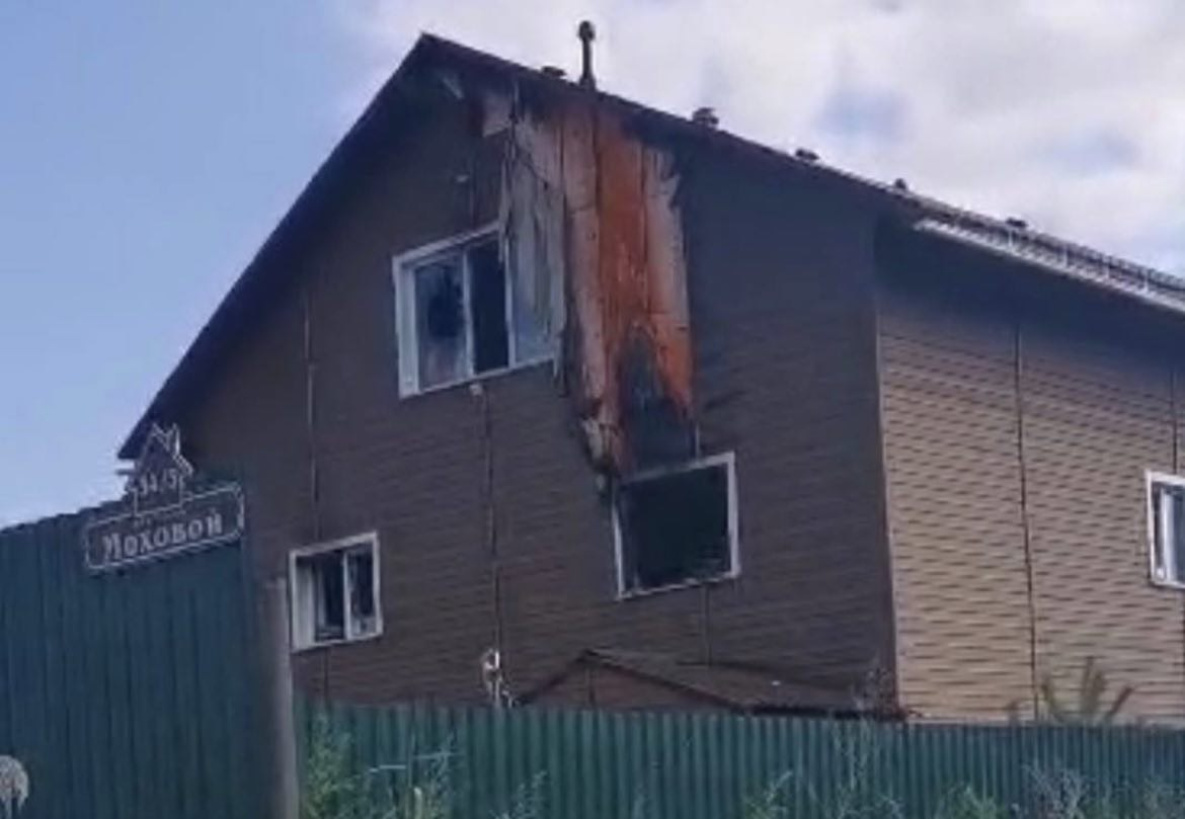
<box><xmin>301</xmin><ymin>712</ymin><xmax>453</xmax><ymax>819</ymax></box>
<box><xmin>1038</xmin><ymin>658</ymin><xmax>1134</xmax><ymax>726</ymax></box>
<box><xmin>302</xmin><ymin>713</ymin><xmax>367</xmax><ymax>819</ymax></box>
<box><xmin>1008</xmin><ymin>658</ymin><xmax>1134</xmax><ymax>725</ymax></box>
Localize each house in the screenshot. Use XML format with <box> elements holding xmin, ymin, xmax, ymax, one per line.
<box><xmin>118</xmin><ymin>32</ymin><xmax>1185</xmax><ymax>722</ymax></box>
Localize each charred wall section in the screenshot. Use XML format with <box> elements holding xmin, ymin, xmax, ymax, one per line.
<box><xmin>178</xmin><ymin>67</ymin><xmax>895</xmax><ymax>709</ymax></box>
<box><xmin>495</xmin><ymin>89</ymin><xmax>695</xmax><ymax>476</ymax></box>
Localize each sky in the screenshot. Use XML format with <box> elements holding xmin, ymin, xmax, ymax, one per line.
<box><xmin>1</xmin><ymin>1</ymin><xmax>1182</xmax><ymax>526</ymax></box>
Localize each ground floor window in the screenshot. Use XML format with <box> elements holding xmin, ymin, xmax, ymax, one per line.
<box><xmin>290</xmin><ymin>532</ymin><xmax>381</xmax><ymax>649</ymax></box>
<box><xmin>614</xmin><ymin>453</ymin><xmax>739</xmax><ymax>596</ymax></box>
<box><xmin>1148</xmin><ymin>472</ymin><xmax>1185</xmax><ymax>589</ymax></box>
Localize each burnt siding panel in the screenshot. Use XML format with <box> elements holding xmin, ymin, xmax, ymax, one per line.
<box><xmin>180</xmin><ymin>91</ymin><xmax>892</xmax><ymax>706</ymax></box>
<box><xmin>881</xmin><ymin>254</ymin><xmax>1185</xmax><ymax>722</ymax></box>
<box><xmin>494</xmin><ymin>381</ymin><xmax>713</xmax><ymax>686</ymax></box>
<box><xmin>489</xmin><ymin>372</ymin><xmax>655</xmax><ymax>692</ymax></box>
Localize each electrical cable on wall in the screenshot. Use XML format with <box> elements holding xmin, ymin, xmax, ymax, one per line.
<box><xmin>1013</xmin><ymin>311</ymin><xmax>1040</xmax><ymax>720</ymax></box>
<box><xmin>302</xmin><ymin>284</ymin><xmax>331</xmax><ymax>699</ymax></box>
<box><xmin>475</xmin><ymin>381</ymin><xmax>512</xmax><ymax>705</ymax></box>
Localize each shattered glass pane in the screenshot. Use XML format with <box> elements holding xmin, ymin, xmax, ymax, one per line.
<box><xmin>414</xmin><ymin>258</ymin><xmax>468</xmax><ymax>389</ymax></box>
<box><xmin>305</xmin><ymin>552</ymin><xmax>345</xmax><ymax>643</ymax></box>
<box><xmin>347</xmin><ymin>547</ymin><xmax>378</xmax><ymax>638</ymax></box>
<box><xmin>468</xmin><ymin>240</ymin><xmax>510</xmax><ymax>373</ymax></box>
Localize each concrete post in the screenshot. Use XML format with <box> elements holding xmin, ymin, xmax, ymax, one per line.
<box><xmin>262</xmin><ymin>577</ymin><xmax>299</xmax><ymax>819</ymax></box>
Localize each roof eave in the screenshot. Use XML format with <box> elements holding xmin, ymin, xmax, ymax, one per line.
<box><xmin>912</xmin><ymin>213</ymin><xmax>1185</xmax><ymax>317</ymax></box>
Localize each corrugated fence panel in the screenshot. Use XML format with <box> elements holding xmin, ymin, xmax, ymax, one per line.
<box><xmin>300</xmin><ymin>700</ymin><xmax>1185</xmax><ymax>819</ymax></box>
<box><xmin>0</xmin><ymin>513</ymin><xmax>263</xmax><ymax>819</ymax></box>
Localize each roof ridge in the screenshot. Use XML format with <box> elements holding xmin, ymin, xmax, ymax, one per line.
<box><xmin>422</xmin><ymin>35</ymin><xmax>1177</xmax><ymax>284</ymax></box>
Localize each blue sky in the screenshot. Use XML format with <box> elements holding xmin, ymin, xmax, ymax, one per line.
<box><xmin>0</xmin><ymin>4</ymin><xmax>357</xmax><ymax>524</ymax></box>
<box><xmin>2</xmin><ymin>1</ymin><xmax>1183</xmax><ymax>525</ymax></box>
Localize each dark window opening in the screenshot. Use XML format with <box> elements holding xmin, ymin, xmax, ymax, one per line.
<box><xmin>347</xmin><ymin>547</ymin><xmax>377</xmax><ymax>635</ymax></box>
<box><xmin>469</xmin><ymin>239</ymin><xmax>510</xmax><ymax>373</ymax></box>
<box><xmin>309</xmin><ymin>552</ymin><xmax>345</xmax><ymax>643</ymax></box>
<box><xmin>618</xmin><ymin>459</ymin><xmax>734</xmax><ymax>594</ymax></box>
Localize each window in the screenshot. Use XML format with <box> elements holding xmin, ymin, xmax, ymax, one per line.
<box><xmin>1148</xmin><ymin>472</ymin><xmax>1185</xmax><ymax>588</ymax></box>
<box><xmin>395</xmin><ymin>228</ymin><xmax>550</xmax><ymax>395</ymax></box>
<box><xmin>614</xmin><ymin>454</ymin><xmax>739</xmax><ymax>596</ymax></box>
<box><xmin>290</xmin><ymin>533</ymin><xmax>382</xmax><ymax>650</ymax></box>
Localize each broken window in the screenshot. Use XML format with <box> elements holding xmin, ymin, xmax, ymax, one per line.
<box><xmin>414</xmin><ymin>258</ymin><xmax>467</xmax><ymax>389</ymax></box>
<box><xmin>291</xmin><ymin>534</ymin><xmax>382</xmax><ymax>650</ymax></box>
<box><xmin>1149</xmin><ymin>473</ymin><xmax>1185</xmax><ymax>588</ymax></box>
<box><xmin>615</xmin><ymin>454</ymin><xmax>739</xmax><ymax>595</ymax></box>
<box><xmin>469</xmin><ymin>239</ymin><xmax>510</xmax><ymax>373</ymax></box>
<box><xmin>397</xmin><ymin>231</ymin><xmax>549</xmax><ymax>395</ymax></box>
<box><xmin>346</xmin><ymin>547</ymin><xmax>378</xmax><ymax>636</ymax></box>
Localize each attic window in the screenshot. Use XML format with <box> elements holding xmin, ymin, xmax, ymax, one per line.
<box><xmin>395</xmin><ymin>229</ymin><xmax>549</xmax><ymax>395</ymax></box>
<box><xmin>614</xmin><ymin>454</ymin><xmax>739</xmax><ymax>596</ymax></box>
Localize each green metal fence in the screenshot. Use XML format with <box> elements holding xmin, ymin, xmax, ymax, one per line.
<box><xmin>0</xmin><ymin>512</ymin><xmax>264</xmax><ymax>819</ymax></box>
<box><xmin>300</xmin><ymin>700</ymin><xmax>1185</xmax><ymax>819</ymax></box>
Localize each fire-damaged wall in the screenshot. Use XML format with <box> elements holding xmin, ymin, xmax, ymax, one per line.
<box><xmin>176</xmin><ymin>59</ymin><xmax>896</xmax><ymax>710</ymax></box>
<box><xmin>494</xmin><ymin>87</ymin><xmax>695</xmax><ymax>475</ymax></box>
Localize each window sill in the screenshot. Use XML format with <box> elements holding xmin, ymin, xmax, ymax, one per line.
<box><xmin>401</xmin><ymin>356</ymin><xmax>554</xmax><ymax>400</ymax></box>
<box><xmin>617</xmin><ymin>570</ymin><xmax>740</xmax><ymax>602</ymax></box>
<box><xmin>291</xmin><ymin>628</ymin><xmax>384</xmax><ymax>655</ymax></box>
<box><xmin>1149</xmin><ymin>574</ymin><xmax>1185</xmax><ymax>592</ymax></box>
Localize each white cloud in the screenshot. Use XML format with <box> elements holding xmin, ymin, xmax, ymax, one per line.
<box><xmin>337</xmin><ymin>0</ymin><xmax>1185</xmax><ymax>273</ymax></box>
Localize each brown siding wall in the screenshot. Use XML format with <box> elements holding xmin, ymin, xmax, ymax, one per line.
<box><xmin>178</xmin><ymin>84</ymin><xmax>893</xmax><ymax>708</ymax></box>
<box><xmin>879</xmin><ymin>236</ymin><xmax>1185</xmax><ymax>722</ymax></box>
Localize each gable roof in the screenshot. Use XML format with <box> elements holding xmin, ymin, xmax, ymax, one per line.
<box><xmin>119</xmin><ymin>33</ymin><xmax>1184</xmax><ymax>459</ymax></box>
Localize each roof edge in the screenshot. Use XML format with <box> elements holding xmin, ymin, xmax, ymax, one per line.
<box><xmin>119</xmin><ymin>32</ymin><xmax>1183</xmax><ymax>460</ymax></box>
<box><xmin>117</xmin><ymin>33</ymin><xmax>449</xmax><ymax>460</ymax></box>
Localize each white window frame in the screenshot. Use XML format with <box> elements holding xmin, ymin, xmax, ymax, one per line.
<box><xmin>393</xmin><ymin>224</ymin><xmax>552</xmax><ymax>397</ymax></box>
<box><xmin>1146</xmin><ymin>470</ymin><xmax>1185</xmax><ymax>590</ymax></box>
<box><xmin>612</xmin><ymin>452</ymin><xmax>741</xmax><ymax>600</ymax></box>
<box><xmin>288</xmin><ymin>531</ymin><xmax>383</xmax><ymax>652</ymax></box>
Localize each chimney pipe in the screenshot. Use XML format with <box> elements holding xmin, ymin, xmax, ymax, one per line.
<box><xmin>692</xmin><ymin>107</ymin><xmax>719</xmax><ymax>128</ymax></box>
<box><xmin>578</xmin><ymin>21</ymin><xmax>597</xmax><ymax>89</ymax></box>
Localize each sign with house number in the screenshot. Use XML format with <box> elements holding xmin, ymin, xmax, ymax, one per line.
<box><xmin>82</xmin><ymin>424</ymin><xmax>244</xmax><ymax>573</ymax></box>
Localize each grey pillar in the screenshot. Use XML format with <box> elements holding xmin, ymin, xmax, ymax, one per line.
<box><xmin>262</xmin><ymin>577</ymin><xmax>299</xmax><ymax>819</ymax></box>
